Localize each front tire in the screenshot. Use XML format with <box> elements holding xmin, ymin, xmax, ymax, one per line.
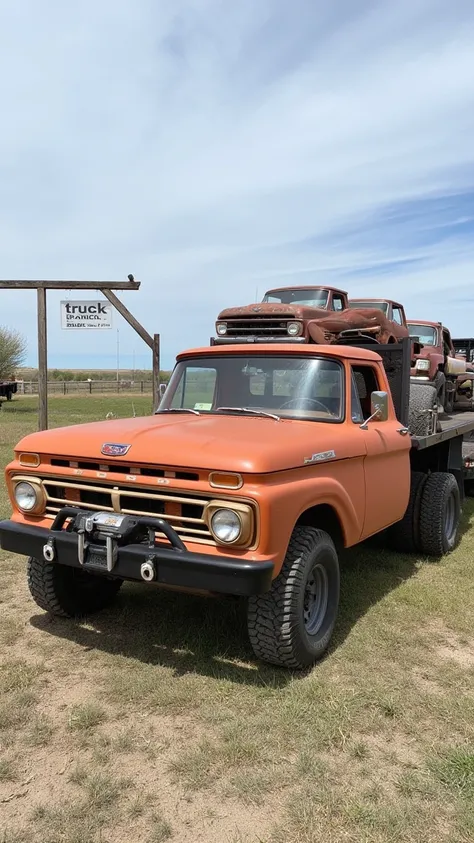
<box><xmin>247</xmin><ymin>527</ymin><xmax>340</xmax><ymax>669</ymax></box>
<box><xmin>27</xmin><ymin>557</ymin><xmax>123</xmax><ymax>617</ymax></box>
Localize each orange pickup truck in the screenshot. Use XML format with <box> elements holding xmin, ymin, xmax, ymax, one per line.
<box><xmin>1</xmin><ymin>341</ymin><xmax>474</xmax><ymax>669</ymax></box>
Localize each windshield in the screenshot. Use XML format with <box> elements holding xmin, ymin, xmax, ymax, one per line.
<box><xmin>159</xmin><ymin>356</ymin><xmax>344</xmax><ymax>422</ymax></box>
<box><xmin>408</xmin><ymin>324</ymin><xmax>438</xmax><ymax>346</ymax></box>
<box><xmin>348</xmin><ymin>301</ymin><xmax>389</xmax><ymax>313</ymax></box>
<box><xmin>263</xmin><ymin>288</ymin><xmax>329</xmax><ymax>307</ymax></box>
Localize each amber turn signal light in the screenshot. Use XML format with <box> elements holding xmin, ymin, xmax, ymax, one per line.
<box><xmin>208</xmin><ymin>472</ymin><xmax>243</xmax><ymax>490</ymax></box>
<box><xmin>19</xmin><ymin>453</ymin><xmax>41</xmax><ymax>467</ymax></box>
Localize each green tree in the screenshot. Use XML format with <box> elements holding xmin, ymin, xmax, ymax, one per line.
<box><xmin>0</xmin><ymin>326</ymin><xmax>27</xmax><ymax>379</ymax></box>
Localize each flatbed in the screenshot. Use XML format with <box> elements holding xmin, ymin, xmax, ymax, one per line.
<box><xmin>413</xmin><ymin>411</ymin><xmax>474</xmax><ymax>450</ymax></box>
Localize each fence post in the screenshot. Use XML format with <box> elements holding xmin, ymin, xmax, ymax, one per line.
<box><xmin>63</xmin><ymin>382</ymin><xmax>66</xmax><ymax>395</ymax></box>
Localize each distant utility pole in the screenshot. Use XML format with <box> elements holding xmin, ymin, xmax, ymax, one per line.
<box><xmin>0</xmin><ymin>278</ymin><xmax>161</xmax><ymax>430</ymax></box>
<box><xmin>116</xmin><ymin>329</ymin><xmax>120</xmax><ymax>383</ymax></box>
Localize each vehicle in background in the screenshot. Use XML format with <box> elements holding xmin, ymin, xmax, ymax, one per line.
<box><xmin>0</xmin><ymin>379</ymin><xmax>18</xmax><ymax>408</ymax></box>
<box><xmin>348</xmin><ymin>298</ymin><xmax>408</xmax><ymax>338</ymax></box>
<box><xmin>215</xmin><ymin>287</ymin><xmax>409</xmax><ymax>346</ymax></box>
<box><xmin>453</xmin><ymin>337</ymin><xmax>474</xmax><ymax>366</ymax></box>
<box><xmin>408</xmin><ymin>322</ymin><xmax>474</xmax><ymax>414</ymax></box>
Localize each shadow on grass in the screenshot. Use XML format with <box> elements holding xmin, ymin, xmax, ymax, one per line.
<box><xmin>1</xmin><ymin>402</ymin><xmax>39</xmax><ymax>415</ymax></box>
<box><xmin>29</xmin><ymin>501</ymin><xmax>474</xmax><ymax>687</ymax></box>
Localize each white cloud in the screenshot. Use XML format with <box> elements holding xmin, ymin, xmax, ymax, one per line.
<box><xmin>1</xmin><ymin>0</ymin><xmax>474</xmax><ymax>367</ymax></box>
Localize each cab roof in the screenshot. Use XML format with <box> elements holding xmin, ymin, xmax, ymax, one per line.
<box><xmin>350</xmin><ymin>297</ymin><xmax>404</xmax><ymax>307</ymax></box>
<box><xmin>264</xmin><ymin>285</ymin><xmax>347</xmax><ymax>295</ymax></box>
<box><xmin>177</xmin><ymin>343</ymin><xmax>383</xmax><ymax>363</ymax></box>
<box><xmin>407</xmin><ymin>319</ymin><xmax>442</xmax><ymax>327</ymax></box>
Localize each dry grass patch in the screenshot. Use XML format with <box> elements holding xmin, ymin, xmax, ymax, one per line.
<box><xmin>67</xmin><ymin>701</ymin><xmax>106</xmax><ymax>731</ymax></box>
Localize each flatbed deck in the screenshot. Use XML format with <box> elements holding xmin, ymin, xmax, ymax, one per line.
<box><xmin>412</xmin><ymin>411</ymin><xmax>474</xmax><ymax>450</ymax></box>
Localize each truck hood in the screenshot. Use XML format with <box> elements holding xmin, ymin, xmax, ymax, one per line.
<box><xmin>217</xmin><ymin>303</ymin><xmax>329</xmax><ymax>320</ymax></box>
<box><xmin>16</xmin><ymin>414</ymin><xmax>361</xmax><ymax>475</ymax></box>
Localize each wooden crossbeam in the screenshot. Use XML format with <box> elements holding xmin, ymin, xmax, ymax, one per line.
<box><xmin>0</xmin><ymin>280</ymin><xmax>140</xmax><ymax>290</ymax></box>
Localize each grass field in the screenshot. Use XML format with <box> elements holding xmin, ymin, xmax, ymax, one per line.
<box><xmin>1</xmin><ymin>395</ymin><xmax>474</xmax><ymax>843</ymax></box>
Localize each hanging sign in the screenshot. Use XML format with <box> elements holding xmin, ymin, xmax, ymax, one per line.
<box><xmin>60</xmin><ymin>300</ymin><xmax>113</xmax><ymax>329</ymax></box>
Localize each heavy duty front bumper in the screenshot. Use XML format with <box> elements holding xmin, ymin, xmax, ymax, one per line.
<box><xmin>211</xmin><ymin>336</ymin><xmax>307</xmax><ymax>345</ymax></box>
<box><xmin>0</xmin><ymin>510</ymin><xmax>274</xmax><ymax>596</ymax></box>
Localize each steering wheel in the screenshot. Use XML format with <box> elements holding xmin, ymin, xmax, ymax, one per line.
<box><xmin>279</xmin><ymin>397</ymin><xmax>332</xmax><ymax>413</ymax></box>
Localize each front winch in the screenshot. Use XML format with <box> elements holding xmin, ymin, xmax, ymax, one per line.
<box><xmin>42</xmin><ymin>507</ymin><xmax>188</xmax><ymax>577</ymax></box>
<box><xmin>75</xmin><ymin>512</ymin><xmax>139</xmax><ymax>572</ymax></box>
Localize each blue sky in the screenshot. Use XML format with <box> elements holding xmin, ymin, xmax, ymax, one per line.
<box><xmin>1</xmin><ymin>0</ymin><xmax>474</xmax><ymax>370</ymax></box>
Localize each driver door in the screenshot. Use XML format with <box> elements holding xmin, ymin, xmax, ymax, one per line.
<box><xmin>351</xmin><ymin>365</ymin><xmax>411</xmax><ymax>538</ymax></box>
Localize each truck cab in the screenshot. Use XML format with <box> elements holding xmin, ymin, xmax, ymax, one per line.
<box><xmin>261</xmin><ymin>286</ymin><xmax>348</xmax><ymax>311</ymax></box>
<box><xmin>348</xmin><ymin>299</ymin><xmax>407</xmax><ymax>331</ymax></box>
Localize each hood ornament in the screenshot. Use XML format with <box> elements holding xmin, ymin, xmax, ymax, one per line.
<box><xmin>101</xmin><ymin>443</ymin><xmax>131</xmax><ymax>457</ymax></box>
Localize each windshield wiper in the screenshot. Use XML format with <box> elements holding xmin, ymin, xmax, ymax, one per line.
<box><xmin>156</xmin><ymin>408</ymin><xmax>201</xmax><ymax>415</ymax></box>
<box><xmin>216</xmin><ymin>406</ymin><xmax>280</xmax><ymax>421</ymax></box>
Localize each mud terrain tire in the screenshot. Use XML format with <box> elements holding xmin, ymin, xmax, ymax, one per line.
<box><xmin>388</xmin><ymin>471</ymin><xmax>427</xmax><ymax>553</ymax></box>
<box><xmin>409</xmin><ymin>383</ymin><xmax>440</xmax><ymax>436</ymax></box>
<box><xmin>247</xmin><ymin>527</ymin><xmax>340</xmax><ymax>669</ymax></box>
<box><xmin>418</xmin><ymin>473</ymin><xmax>461</xmax><ymax>557</ymax></box>
<box><xmin>27</xmin><ymin>557</ymin><xmax>123</xmax><ymax>617</ymax></box>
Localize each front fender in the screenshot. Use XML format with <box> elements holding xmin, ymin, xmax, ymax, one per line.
<box><xmin>253</xmin><ymin>465</ymin><xmax>365</xmax><ymax>577</ymax></box>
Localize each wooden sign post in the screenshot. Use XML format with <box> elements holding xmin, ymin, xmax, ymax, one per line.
<box><xmin>0</xmin><ymin>278</ymin><xmax>160</xmax><ymax>430</ymax></box>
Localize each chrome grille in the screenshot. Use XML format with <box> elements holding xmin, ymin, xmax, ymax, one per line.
<box><xmin>225</xmin><ymin>318</ymin><xmax>291</xmax><ymax>337</ymax></box>
<box><xmin>42</xmin><ymin>478</ymin><xmax>213</xmax><ymax>544</ymax></box>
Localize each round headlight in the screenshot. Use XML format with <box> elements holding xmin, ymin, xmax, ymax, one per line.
<box><xmin>14</xmin><ymin>481</ymin><xmax>39</xmax><ymax>512</ymax></box>
<box><xmin>210</xmin><ymin>509</ymin><xmax>242</xmax><ymax>543</ymax></box>
<box><xmin>287</xmin><ymin>321</ymin><xmax>302</xmax><ymax>336</ymax></box>
<box><xmin>216</xmin><ymin>322</ymin><xmax>228</xmax><ymax>336</ymax></box>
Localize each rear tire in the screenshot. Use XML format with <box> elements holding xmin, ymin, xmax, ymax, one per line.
<box><xmin>27</xmin><ymin>557</ymin><xmax>123</xmax><ymax>617</ymax></box>
<box><xmin>247</xmin><ymin>527</ymin><xmax>340</xmax><ymax>669</ymax></box>
<box><xmin>418</xmin><ymin>473</ymin><xmax>461</xmax><ymax>557</ymax></box>
<box><xmin>388</xmin><ymin>471</ymin><xmax>427</xmax><ymax>552</ymax></box>
<box><xmin>409</xmin><ymin>383</ymin><xmax>440</xmax><ymax>436</ymax></box>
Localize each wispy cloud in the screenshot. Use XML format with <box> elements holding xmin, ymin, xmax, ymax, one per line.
<box><xmin>1</xmin><ymin>0</ymin><xmax>474</xmax><ymax>367</ymax></box>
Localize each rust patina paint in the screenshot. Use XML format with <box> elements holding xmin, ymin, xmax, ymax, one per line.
<box><xmin>408</xmin><ymin>320</ymin><xmax>474</xmax><ymax>380</ymax></box>
<box><xmin>217</xmin><ymin>291</ymin><xmax>409</xmax><ymax>345</ymax></box>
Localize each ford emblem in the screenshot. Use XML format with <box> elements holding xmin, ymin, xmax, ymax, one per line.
<box><xmin>101</xmin><ymin>443</ymin><xmax>131</xmax><ymax>457</ymax></box>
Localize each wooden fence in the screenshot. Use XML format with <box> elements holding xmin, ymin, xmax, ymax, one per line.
<box><xmin>17</xmin><ymin>380</ymin><xmax>155</xmax><ymax>395</ymax></box>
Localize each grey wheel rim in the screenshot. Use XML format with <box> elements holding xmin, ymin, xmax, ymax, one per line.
<box><xmin>444</xmin><ymin>492</ymin><xmax>457</xmax><ymax>543</ymax></box>
<box><xmin>303</xmin><ymin>564</ymin><xmax>329</xmax><ymax>635</ymax></box>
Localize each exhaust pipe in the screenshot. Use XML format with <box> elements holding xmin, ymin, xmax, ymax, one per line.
<box><xmin>140</xmin><ymin>560</ymin><xmax>155</xmax><ymax>582</ymax></box>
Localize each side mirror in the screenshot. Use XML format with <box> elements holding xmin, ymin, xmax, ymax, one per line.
<box><xmin>359</xmin><ymin>391</ymin><xmax>389</xmax><ymax>429</ymax></box>
<box><xmin>159</xmin><ymin>383</ymin><xmax>166</xmax><ymax>398</ymax></box>
<box><xmin>371</xmin><ymin>391</ymin><xmax>389</xmax><ymax>421</ymax></box>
